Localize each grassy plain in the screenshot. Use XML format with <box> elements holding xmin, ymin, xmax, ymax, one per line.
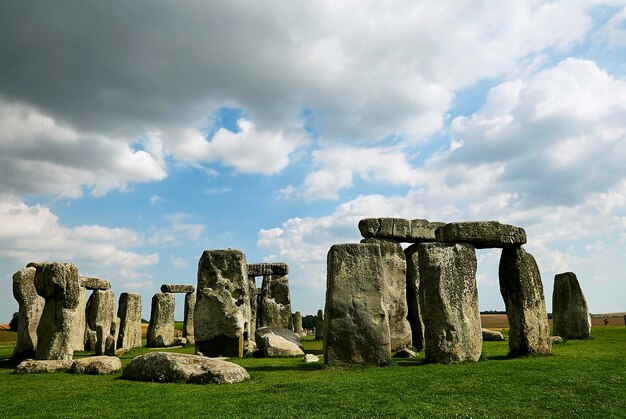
<box><xmin>0</xmin><ymin>326</ymin><xmax>624</xmax><ymax>418</ymax></box>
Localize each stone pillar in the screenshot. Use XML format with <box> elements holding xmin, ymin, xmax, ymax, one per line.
<box><xmin>195</xmin><ymin>249</ymin><xmax>250</xmax><ymax>358</ymax></box>
<box><xmin>12</xmin><ymin>267</ymin><xmax>45</xmax><ymax>362</ymax></box>
<box><xmin>315</xmin><ymin>309</ymin><xmax>324</xmax><ymax>340</ymax></box>
<box><xmin>34</xmin><ymin>262</ymin><xmax>82</xmax><ymax>360</ymax></box>
<box><xmin>117</xmin><ymin>292</ymin><xmax>142</xmax><ymax>349</ymax></box>
<box><xmin>248</xmin><ymin>276</ymin><xmax>257</xmax><ymax>342</ymax></box>
<box><xmin>499</xmin><ymin>247</ymin><xmax>551</xmax><ymax>357</ymax></box>
<box><xmin>294</xmin><ymin>311</ymin><xmax>303</xmax><ymax>335</ymax></box>
<box><xmin>362</xmin><ymin>238</ymin><xmax>412</xmax><ymax>352</ymax></box>
<box><xmin>404</xmin><ymin>244</ymin><xmax>424</xmax><ymax>351</ymax></box>
<box><xmin>553</xmin><ymin>272</ymin><xmax>591</xmax><ymax>340</ymax></box>
<box><xmin>70</xmin><ymin>286</ymin><xmax>87</xmax><ymax>352</ymax></box>
<box><xmin>258</xmin><ymin>274</ymin><xmax>291</xmax><ymax>328</ymax></box>
<box><xmin>183</xmin><ymin>292</ymin><xmax>196</xmax><ymax>344</ymax></box>
<box><xmin>146</xmin><ymin>293</ymin><xmax>175</xmax><ymax>347</ymax></box>
<box><xmin>419</xmin><ymin>243</ymin><xmax>481</xmax><ymax>363</ymax></box>
<box><xmin>324</xmin><ymin>243</ymin><xmax>390</xmax><ymax>366</ymax></box>
<box><xmin>86</xmin><ymin>289</ymin><xmax>116</xmax><ymax>355</ymax></box>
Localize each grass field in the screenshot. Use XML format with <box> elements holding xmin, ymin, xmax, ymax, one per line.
<box><xmin>0</xmin><ymin>326</ymin><xmax>624</xmax><ymax>418</ymax></box>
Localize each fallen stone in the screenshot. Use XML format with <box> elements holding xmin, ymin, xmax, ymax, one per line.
<box><xmin>482</xmin><ymin>329</ymin><xmax>505</xmax><ymax>341</ymax></box>
<box><xmin>146</xmin><ymin>293</ymin><xmax>175</xmax><ymax>348</ymax></box>
<box><xmin>114</xmin><ymin>347</ymin><xmax>130</xmax><ymax>356</ymax></box>
<box><xmin>393</xmin><ymin>348</ymin><xmax>418</xmax><ymax>358</ymax></box>
<box><xmin>435</xmin><ymin>221</ymin><xmax>527</xmax><ymax>249</ymax></box>
<box><xmin>247</xmin><ymin>262</ymin><xmax>289</xmax><ymax>276</ymax></box>
<box><xmin>324</xmin><ymin>243</ymin><xmax>390</xmax><ymax>366</ymax></box>
<box><xmin>69</xmin><ymin>356</ymin><xmax>122</xmax><ymax>375</ymax></box>
<box><xmin>419</xmin><ymin>243</ymin><xmax>482</xmax><ymax>363</ymax></box>
<box><xmin>160</xmin><ymin>284</ymin><xmax>195</xmax><ymax>294</ymax></box>
<box><xmin>404</xmin><ymin>244</ymin><xmax>424</xmax><ymax>351</ymax></box>
<box><xmin>12</xmin><ymin>267</ymin><xmax>45</xmax><ymax>362</ymax></box>
<box><xmin>551</xmin><ymin>336</ymin><xmax>564</xmax><ymax>344</ymax></box>
<box><xmin>358</xmin><ymin>218</ymin><xmax>445</xmax><ymax>243</ymax></box>
<box><xmin>255</xmin><ymin>327</ymin><xmax>304</xmax><ymax>357</ymax></box>
<box><xmin>117</xmin><ymin>292</ymin><xmax>142</xmax><ymax>350</ymax></box>
<box><xmin>14</xmin><ymin>359</ymin><xmax>73</xmax><ymax>374</ymax></box>
<box><xmin>122</xmin><ymin>352</ymin><xmax>249</xmax><ymax>384</ymax></box>
<box><xmin>304</xmin><ymin>354</ymin><xmax>320</xmax><ymax>363</ymax></box>
<box><xmin>552</xmin><ymin>272</ymin><xmax>591</xmax><ymax>340</ymax></box>
<box><xmin>80</xmin><ymin>276</ymin><xmax>111</xmax><ymax>290</ymax></box>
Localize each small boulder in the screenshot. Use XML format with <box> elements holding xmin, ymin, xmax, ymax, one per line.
<box><xmin>14</xmin><ymin>359</ymin><xmax>73</xmax><ymax>374</ymax></box>
<box><xmin>70</xmin><ymin>356</ymin><xmax>122</xmax><ymax>375</ymax></box>
<box><xmin>393</xmin><ymin>348</ymin><xmax>418</xmax><ymax>358</ymax></box>
<box><xmin>482</xmin><ymin>329</ymin><xmax>505</xmax><ymax>341</ymax></box>
<box><xmin>255</xmin><ymin>327</ymin><xmax>304</xmax><ymax>357</ymax></box>
<box><xmin>304</xmin><ymin>354</ymin><xmax>320</xmax><ymax>363</ymax></box>
<box><xmin>122</xmin><ymin>352</ymin><xmax>249</xmax><ymax>384</ymax></box>
<box><xmin>551</xmin><ymin>336</ymin><xmax>564</xmax><ymax>344</ymax></box>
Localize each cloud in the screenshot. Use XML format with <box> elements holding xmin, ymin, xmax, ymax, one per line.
<box><xmin>150</xmin><ymin>194</ymin><xmax>163</xmax><ymax>205</ymax></box>
<box><xmin>148</xmin><ymin>213</ymin><xmax>206</xmax><ymax>246</ymax></box>
<box><xmin>169</xmin><ymin>255</ymin><xmax>188</xmax><ymax>269</ymax></box>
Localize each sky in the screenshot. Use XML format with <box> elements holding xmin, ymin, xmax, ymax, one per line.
<box><xmin>1</xmin><ymin>1</ymin><xmax>626</xmax><ymax>321</ymax></box>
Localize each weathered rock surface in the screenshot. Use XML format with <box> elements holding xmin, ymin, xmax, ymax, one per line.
<box><xmin>419</xmin><ymin>243</ymin><xmax>482</xmax><ymax>363</ymax></box>
<box><xmin>248</xmin><ymin>278</ymin><xmax>258</xmax><ymax>344</ymax></box>
<box><xmin>362</xmin><ymin>238</ymin><xmax>412</xmax><ymax>351</ymax></box>
<box><xmin>315</xmin><ymin>309</ymin><xmax>324</xmax><ymax>340</ymax></box>
<box><xmin>117</xmin><ymin>292</ymin><xmax>142</xmax><ymax>349</ymax></box>
<box><xmin>70</xmin><ymin>286</ymin><xmax>87</xmax><ymax>352</ymax></box>
<box><xmin>34</xmin><ymin>262</ymin><xmax>82</xmax><ymax>360</ymax></box>
<box><xmin>482</xmin><ymin>329</ymin><xmax>505</xmax><ymax>341</ymax></box>
<box><xmin>147</xmin><ymin>293</ymin><xmax>176</xmax><ymax>347</ymax></box>
<box><xmin>552</xmin><ymin>272</ymin><xmax>591</xmax><ymax>340</ymax></box>
<box><xmin>80</xmin><ymin>276</ymin><xmax>111</xmax><ymax>290</ymax></box>
<box><xmin>499</xmin><ymin>247</ymin><xmax>551</xmax><ymax>357</ymax></box>
<box><xmin>12</xmin><ymin>267</ymin><xmax>45</xmax><ymax>362</ymax></box>
<box><xmin>258</xmin><ymin>274</ymin><xmax>291</xmax><ymax>329</ymax></box>
<box><xmin>183</xmin><ymin>292</ymin><xmax>196</xmax><ymax>345</ymax></box>
<box><xmin>69</xmin><ymin>356</ymin><xmax>122</xmax><ymax>375</ymax></box>
<box><xmin>435</xmin><ymin>221</ymin><xmax>527</xmax><ymax>249</ymax></box>
<box><xmin>405</xmin><ymin>244</ymin><xmax>424</xmax><ymax>351</ymax></box>
<box><xmin>248</xmin><ymin>262</ymin><xmax>289</xmax><ymax>276</ymax></box>
<box><xmin>359</xmin><ymin>218</ymin><xmax>445</xmax><ymax>243</ymax></box>
<box><xmin>122</xmin><ymin>352</ymin><xmax>249</xmax><ymax>384</ymax></box>
<box><xmin>324</xmin><ymin>243</ymin><xmax>390</xmax><ymax>366</ymax></box>
<box><xmin>304</xmin><ymin>354</ymin><xmax>320</xmax><ymax>363</ymax></box>
<box><xmin>86</xmin><ymin>289</ymin><xmax>116</xmax><ymax>355</ymax></box>
<box><xmin>255</xmin><ymin>327</ymin><xmax>304</xmax><ymax>357</ymax></box>
<box><xmin>160</xmin><ymin>284</ymin><xmax>195</xmax><ymax>294</ymax></box>
<box><xmin>293</xmin><ymin>311</ymin><xmax>303</xmax><ymax>334</ymax></box>
<box><xmin>14</xmin><ymin>359</ymin><xmax>73</xmax><ymax>374</ymax></box>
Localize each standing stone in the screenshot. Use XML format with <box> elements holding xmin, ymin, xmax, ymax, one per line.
<box><xmin>195</xmin><ymin>249</ymin><xmax>251</xmax><ymax>358</ymax></box>
<box><xmin>147</xmin><ymin>293</ymin><xmax>175</xmax><ymax>347</ymax></box>
<box><xmin>86</xmin><ymin>289</ymin><xmax>116</xmax><ymax>355</ymax></box>
<box><xmin>405</xmin><ymin>244</ymin><xmax>424</xmax><ymax>351</ymax></box>
<box><xmin>324</xmin><ymin>243</ymin><xmax>390</xmax><ymax>366</ymax></box>
<box><xmin>552</xmin><ymin>272</ymin><xmax>591</xmax><ymax>340</ymax></box>
<box><xmin>293</xmin><ymin>311</ymin><xmax>303</xmax><ymax>335</ymax></box>
<box><xmin>70</xmin><ymin>286</ymin><xmax>87</xmax><ymax>352</ymax></box>
<box><xmin>183</xmin><ymin>292</ymin><xmax>196</xmax><ymax>345</ymax></box>
<box><xmin>248</xmin><ymin>276</ymin><xmax>258</xmax><ymax>342</ymax></box>
<box><xmin>12</xmin><ymin>267</ymin><xmax>45</xmax><ymax>362</ymax></box>
<box><xmin>315</xmin><ymin>309</ymin><xmax>324</xmax><ymax>340</ymax></box>
<box><xmin>117</xmin><ymin>292</ymin><xmax>142</xmax><ymax>349</ymax></box>
<box><xmin>419</xmin><ymin>243</ymin><xmax>482</xmax><ymax>363</ymax></box>
<box><xmin>499</xmin><ymin>247</ymin><xmax>551</xmax><ymax>357</ymax></box>
<box><xmin>34</xmin><ymin>262</ymin><xmax>82</xmax><ymax>360</ymax></box>
<box><xmin>105</xmin><ymin>317</ymin><xmax>121</xmax><ymax>355</ymax></box>
<box><xmin>362</xmin><ymin>238</ymin><xmax>412</xmax><ymax>352</ymax></box>
<box><xmin>258</xmin><ymin>274</ymin><xmax>291</xmax><ymax>329</ymax></box>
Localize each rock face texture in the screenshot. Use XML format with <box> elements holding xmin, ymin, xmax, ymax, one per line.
<box><xmin>293</xmin><ymin>311</ymin><xmax>303</xmax><ymax>335</ymax></box>
<box><xmin>552</xmin><ymin>272</ymin><xmax>591</xmax><ymax>340</ymax></box>
<box><xmin>359</xmin><ymin>218</ymin><xmax>445</xmax><ymax>243</ymax></box>
<box><xmin>248</xmin><ymin>263</ymin><xmax>289</xmax><ymax>276</ymax></box>
<box><xmin>12</xmin><ymin>267</ymin><xmax>45</xmax><ymax>362</ymax></box>
<box><xmin>183</xmin><ymin>292</ymin><xmax>196</xmax><ymax>345</ymax></box>
<box><xmin>362</xmin><ymin>238</ymin><xmax>412</xmax><ymax>351</ymax></box>
<box><xmin>147</xmin><ymin>293</ymin><xmax>176</xmax><ymax>347</ymax></box>
<box><xmin>482</xmin><ymin>329</ymin><xmax>505</xmax><ymax>341</ymax></box>
<box><xmin>86</xmin><ymin>289</ymin><xmax>116</xmax><ymax>355</ymax></box>
<box><xmin>122</xmin><ymin>352</ymin><xmax>250</xmax><ymax>384</ymax></box>
<box><xmin>404</xmin><ymin>244</ymin><xmax>424</xmax><ymax>351</ymax></box>
<box><xmin>324</xmin><ymin>243</ymin><xmax>390</xmax><ymax>366</ymax></box>
<box><xmin>69</xmin><ymin>356</ymin><xmax>122</xmax><ymax>375</ymax></box>
<box><xmin>258</xmin><ymin>274</ymin><xmax>292</xmax><ymax>329</ymax></box>
<box><xmin>255</xmin><ymin>327</ymin><xmax>304</xmax><ymax>357</ymax></box>
<box><xmin>435</xmin><ymin>221</ymin><xmax>527</xmax><ymax>249</ymax></box>
<box><xmin>160</xmin><ymin>284</ymin><xmax>195</xmax><ymax>294</ymax></box>
<box><xmin>499</xmin><ymin>247</ymin><xmax>551</xmax><ymax>357</ymax></box>
<box><xmin>70</xmin><ymin>287</ymin><xmax>87</xmax><ymax>352</ymax></box>
<box><xmin>315</xmin><ymin>309</ymin><xmax>324</xmax><ymax>340</ymax></box>
<box><xmin>34</xmin><ymin>262</ymin><xmax>82</xmax><ymax>360</ymax></box>
<box><xmin>13</xmin><ymin>359</ymin><xmax>73</xmax><ymax>374</ymax></box>
<box><xmin>195</xmin><ymin>250</ymin><xmax>251</xmax><ymax>357</ymax></box>
<box><xmin>80</xmin><ymin>276</ymin><xmax>111</xmax><ymax>290</ymax></box>
<box><xmin>419</xmin><ymin>243</ymin><xmax>482</xmax><ymax>363</ymax></box>
<box><xmin>117</xmin><ymin>292</ymin><xmax>142</xmax><ymax>350</ymax></box>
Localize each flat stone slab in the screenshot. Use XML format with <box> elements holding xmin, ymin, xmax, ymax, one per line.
<box><xmin>13</xmin><ymin>359</ymin><xmax>73</xmax><ymax>374</ymax></box>
<box><xmin>435</xmin><ymin>221</ymin><xmax>527</xmax><ymax>248</ymax></box>
<box><xmin>482</xmin><ymin>329</ymin><xmax>505</xmax><ymax>341</ymax></box>
<box><xmin>80</xmin><ymin>276</ymin><xmax>111</xmax><ymax>290</ymax></box>
<box><xmin>358</xmin><ymin>218</ymin><xmax>445</xmax><ymax>243</ymax></box>
<box><xmin>69</xmin><ymin>356</ymin><xmax>122</xmax><ymax>375</ymax></box>
<box><xmin>248</xmin><ymin>263</ymin><xmax>289</xmax><ymax>276</ymax></box>
<box><xmin>255</xmin><ymin>327</ymin><xmax>304</xmax><ymax>357</ymax></box>
<box><xmin>122</xmin><ymin>352</ymin><xmax>250</xmax><ymax>384</ymax></box>
<box><xmin>160</xmin><ymin>284</ymin><xmax>195</xmax><ymax>294</ymax></box>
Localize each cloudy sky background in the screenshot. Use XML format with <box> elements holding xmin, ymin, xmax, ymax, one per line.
<box><xmin>1</xmin><ymin>1</ymin><xmax>625</xmax><ymax>321</ymax></box>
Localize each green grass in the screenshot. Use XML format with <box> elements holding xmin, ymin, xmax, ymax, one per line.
<box><xmin>0</xmin><ymin>328</ymin><xmax>624</xmax><ymax>418</ymax></box>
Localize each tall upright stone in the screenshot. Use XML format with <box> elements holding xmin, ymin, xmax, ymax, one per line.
<box><xmin>499</xmin><ymin>247</ymin><xmax>551</xmax><ymax>357</ymax></box>
<box><xmin>34</xmin><ymin>262</ymin><xmax>82</xmax><ymax>360</ymax></box>
<box><xmin>71</xmin><ymin>286</ymin><xmax>87</xmax><ymax>352</ymax></box>
<box><xmin>419</xmin><ymin>243</ymin><xmax>482</xmax><ymax>363</ymax></box>
<box><xmin>293</xmin><ymin>311</ymin><xmax>303</xmax><ymax>335</ymax></box>
<box><xmin>12</xmin><ymin>267</ymin><xmax>45</xmax><ymax>362</ymax></box>
<box><xmin>404</xmin><ymin>244</ymin><xmax>424</xmax><ymax>351</ymax></box>
<box><xmin>117</xmin><ymin>292</ymin><xmax>142</xmax><ymax>349</ymax></box>
<box><xmin>248</xmin><ymin>276</ymin><xmax>258</xmax><ymax>341</ymax></box>
<box><xmin>86</xmin><ymin>289</ymin><xmax>116</xmax><ymax>355</ymax></box>
<box><xmin>324</xmin><ymin>243</ymin><xmax>390</xmax><ymax>366</ymax></box>
<box><xmin>195</xmin><ymin>249</ymin><xmax>251</xmax><ymax>357</ymax></box>
<box><xmin>146</xmin><ymin>293</ymin><xmax>175</xmax><ymax>347</ymax></box>
<box><xmin>258</xmin><ymin>274</ymin><xmax>291</xmax><ymax>329</ymax></box>
<box><xmin>362</xmin><ymin>238</ymin><xmax>412</xmax><ymax>352</ymax></box>
<box><xmin>183</xmin><ymin>292</ymin><xmax>196</xmax><ymax>345</ymax></box>
<box><xmin>552</xmin><ymin>272</ymin><xmax>591</xmax><ymax>340</ymax></box>
<box><xmin>315</xmin><ymin>309</ymin><xmax>324</xmax><ymax>340</ymax></box>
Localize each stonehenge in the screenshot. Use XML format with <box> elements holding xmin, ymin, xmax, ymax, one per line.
<box><xmin>11</xmin><ymin>267</ymin><xmax>44</xmax><ymax>362</ymax></box>
<box><xmin>146</xmin><ymin>293</ymin><xmax>176</xmax><ymax>348</ymax></box>
<box><xmin>85</xmin><ymin>289</ymin><xmax>116</xmax><ymax>355</ymax></box>
<box><xmin>552</xmin><ymin>272</ymin><xmax>591</xmax><ymax>340</ymax></box>
<box><xmin>117</xmin><ymin>292</ymin><xmax>142</xmax><ymax>350</ymax></box>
